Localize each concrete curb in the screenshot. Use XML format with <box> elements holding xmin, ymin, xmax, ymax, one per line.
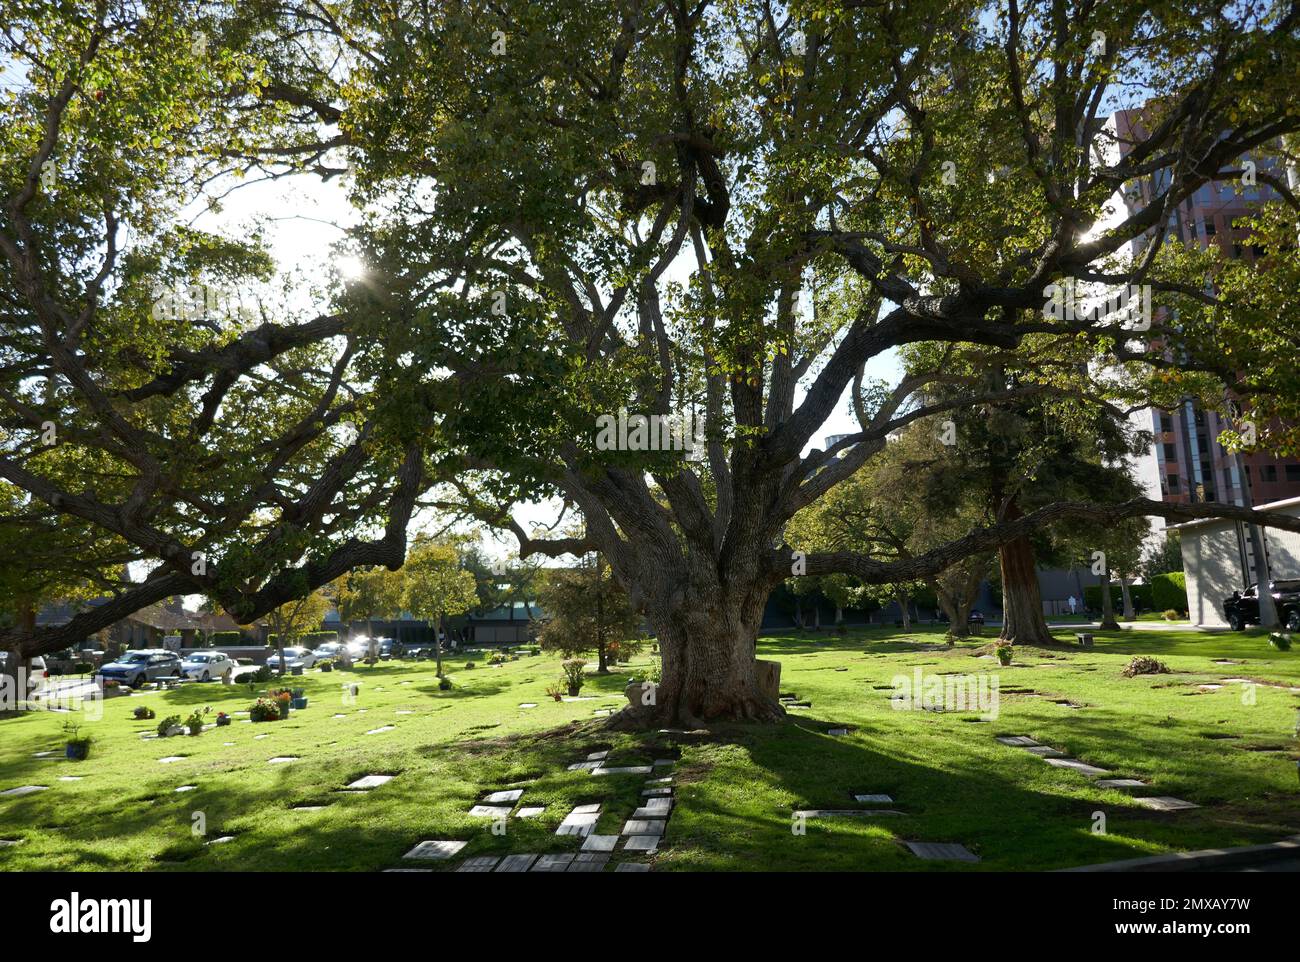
<box><xmin>1059</xmin><ymin>835</ymin><xmax>1300</xmax><ymax>872</ymax></box>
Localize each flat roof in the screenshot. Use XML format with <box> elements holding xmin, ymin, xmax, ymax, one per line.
<box><xmin>1168</xmin><ymin>494</ymin><xmax>1300</xmax><ymax>533</ymax></box>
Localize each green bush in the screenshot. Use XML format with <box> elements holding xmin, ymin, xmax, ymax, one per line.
<box><xmin>247</xmin><ymin>665</ymin><xmax>272</xmax><ymax>683</ymax></box>
<box><xmin>1150</xmin><ymin>572</ymin><xmax>1187</xmax><ymax>614</ymax></box>
<box><xmin>304</xmin><ymin>631</ymin><xmax>338</xmax><ymax>647</ymax></box>
<box><xmin>156</xmin><ymin>715</ymin><xmax>182</xmax><ymax>737</ymax></box>
<box><xmin>209</xmin><ymin>631</ymin><xmax>245</xmax><ymax>646</ymax></box>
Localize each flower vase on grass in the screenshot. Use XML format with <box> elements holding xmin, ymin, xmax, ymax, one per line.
<box><xmin>561</xmin><ymin>659</ymin><xmax>586</xmax><ymax>697</ymax></box>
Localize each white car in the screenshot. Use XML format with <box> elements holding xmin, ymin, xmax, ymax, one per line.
<box><xmin>179</xmin><ymin>651</ymin><xmax>235</xmax><ymax>682</ymax></box>
<box><xmin>265</xmin><ymin>646</ymin><xmax>318</xmax><ymax>670</ymax></box>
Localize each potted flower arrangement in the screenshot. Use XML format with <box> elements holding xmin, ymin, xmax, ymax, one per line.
<box><xmin>215</xmin><ymin>711</ymin><xmax>231</xmax><ymax>727</ymax></box>
<box><xmin>1269</xmin><ymin>632</ymin><xmax>1293</xmax><ymax>652</ymax></box>
<box><xmin>133</xmin><ymin>705</ymin><xmax>156</xmax><ymax>721</ymax></box>
<box><xmin>545</xmin><ymin>683</ymin><xmax>564</xmax><ymax>702</ymax></box>
<box><xmin>290</xmin><ymin>687</ymin><xmax>308</xmax><ymax>710</ymax></box>
<box><xmin>274</xmin><ymin>690</ymin><xmax>292</xmax><ymax>718</ymax></box>
<box><xmin>100</xmin><ymin>678</ymin><xmax>124</xmax><ymax>698</ymax></box>
<box><xmin>64</xmin><ymin>723</ymin><xmax>95</xmax><ymax>761</ymax></box>
<box><xmin>250</xmin><ymin>697</ymin><xmax>282</xmax><ymax>722</ymax></box>
<box><xmin>438</xmin><ymin>676</ymin><xmax>453</xmax><ymax>691</ymax></box>
<box><xmin>561</xmin><ymin>659</ymin><xmax>587</xmax><ymax>697</ymax></box>
<box><xmin>185</xmin><ymin>707</ymin><xmax>210</xmax><ymax>736</ymax></box>
<box><xmin>319</xmin><ymin>659</ymin><xmax>334</xmax><ymax>673</ymax></box>
<box><xmin>994</xmin><ymin>643</ymin><xmax>1014</xmax><ymax>666</ymax></box>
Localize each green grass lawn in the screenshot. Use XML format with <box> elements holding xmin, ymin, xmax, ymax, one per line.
<box><xmin>1</xmin><ymin>627</ymin><xmax>1297</xmax><ymax>872</ymax></box>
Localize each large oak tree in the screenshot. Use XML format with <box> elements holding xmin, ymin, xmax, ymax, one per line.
<box><xmin>4</xmin><ymin>1</ymin><xmax>1300</xmax><ymax>730</ymax></box>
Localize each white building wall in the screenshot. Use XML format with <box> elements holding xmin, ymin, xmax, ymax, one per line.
<box><xmin>1177</xmin><ymin>497</ymin><xmax>1300</xmax><ymax>627</ymax></box>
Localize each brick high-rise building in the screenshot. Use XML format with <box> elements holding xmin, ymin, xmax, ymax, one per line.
<box><xmin>1098</xmin><ymin>108</ymin><xmax>1300</xmax><ymax>561</ymax></box>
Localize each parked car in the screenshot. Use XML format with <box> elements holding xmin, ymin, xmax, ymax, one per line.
<box><xmin>313</xmin><ymin>641</ymin><xmax>346</xmax><ymax>659</ymax></box>
<box><xmin>346</xmin><ymin>637</ymin><xmax>392</xmax><ymax>660</ymax></box>
<box><xmin>1223</xmin><ymin>580</ymin><xmax>1300</xmax><ymax>631</ymax></box>
<box><xmin>265</xmin><ymin>646</ymin><xmax>318</xmax><ymax>671</ymax></box>
<box><xmin>0</xmin><ymin>653</ymin><xmax>48</xmax><ymax>676</ymax></box>
<box><xmin>95</xmin><ymin>649</ymin><xmax>181</xmax><ymax>689</ymax></box>
<box><xmin>179</xmin><ymin>651</ymin><xmax>236</xmax><ymax>682</ymax></box>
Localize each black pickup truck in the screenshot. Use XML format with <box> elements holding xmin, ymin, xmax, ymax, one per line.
<box><xmin>1223</xmin><ymin>580</ymin><xmax>1300</xmax><ymax>631</ymax></box>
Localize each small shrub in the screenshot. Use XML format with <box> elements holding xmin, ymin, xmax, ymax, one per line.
<box><xmin>561</xmin><ymin>658</ymin><xmax>586</xmax><ymax>695</ymax></box>
<box><xmin>464</xmin><ymin>662</ymin><xmax>476</xmax><ymax>670</ymax></box>
<box><xmin>156</xmin><ymin>714</ymin><xmax>182</xmax><ymax>737</ymax></box>
<box><xmin>438</xmin><ymin>676</ymin><xmax>452</xmax><ymax>691</ymax></box>
<box><xmin>545</xmin><ymin>683</ymin><xmax>564</xmax><ymax>701</ymax></box>
<box><xmin>1162</xmin><ymin>609</ymin><xmax>1180</xmax><ymax>621</ymax></box>
<box><xmin>1122</xmin><ymin>656</ymin><xmax>1170</xmax><ymax>677</ymax></box>
<box><xmin>994</xmin><ymin>643</ymin><xmax>1013</xmax><ymax>665</ymax></box>
<box><xmin>63</xmin><ymin>722</ymin><xmax>95</xmax><ymax>760</ymax></box>
<box><xmin>185</xmin><ymin>707</ymin><xmax>210</xmax><ymax>736</ymax></box>
<box><xmin>133</xmin><ymin>705</ymin><xmax>156</xmax><ymax>721</ymax></box>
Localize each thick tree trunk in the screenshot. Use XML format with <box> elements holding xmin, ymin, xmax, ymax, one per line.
<box><xmin>610</xmin><ymin>586</ymin><xmax>782</xmax><ymax>729</ymax></box>
<box><xmin>1119</xmin><ymin>576</ymin><xmax>1135</xmax><ymax>620</ymax></box>
<box><xmin>933</xmin><ymin>582</ymin><xmax>970</xmax><ymax>638</ymax></box>
<box><xmin>1</xmin><ymin>605</ymin><xmax>36</xmax><ymax>710</ymax></box>
<box><xmin>896</xmin><ymin>588</ymin><xmax>911</xmax><ymax>630</ymax></box>
<box><xmin>1098</xmin><ymin>563</ymin><xmax>1120</xmax><ymax>630</ymax></box>
<box><xmin>998</xmin><ymin>534</ymin><xmax>1055</xmax><ymax>645</ymax></box>
<box><xmin>596</xmin><ymin>554</ymin><xmax>609</xmax><ymax>672</ymax></box>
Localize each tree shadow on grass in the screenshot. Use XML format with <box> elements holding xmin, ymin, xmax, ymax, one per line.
<box><xmin>663</xmin><ymin>712</ymin><xmax>1297</xmax><ymax>871</ymax></box>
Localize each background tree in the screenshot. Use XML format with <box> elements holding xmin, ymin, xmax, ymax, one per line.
<box><xmin>1142</xmin><ymin>530</ymin><xmax>1185</xmax><ymax>577</ymax></box>
<box><xmin>401</xmin><ymin>539</ymin><xmax>478</xmax><ymax>678</ymax></box>
<box><xmin>262</xmin><ymin>589</ymin><xmax>331</xmax><ymax>677</ymax></box>
<box><xmin>332</xmin><ymin>567</ymin><xmax>405</xmax><ymax>658</ymax></box>
<box><xmin>534</xmin><ymin>554</ymin><xmax>641</xmax><ymax>674</ymax></box>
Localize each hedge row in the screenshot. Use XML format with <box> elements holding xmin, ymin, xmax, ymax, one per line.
<box><xmin>266</xmin><ymin>631</ymin><xmax>338</xmax><ymax>647</ymax></box>
<box><xmin>1151</xmin><ymin>572</ymin><xmax>1188</xmax><ymax>613</ymax></box>
<box><xmin>1082</xmin><ymin>575</ymin><xmax>1187</xmax><ymax>614</ymax></box>
<box><xmin>1082</xmin><ymin>583</ymin><xmax>1153</xmax><ymax>611</ymax></box>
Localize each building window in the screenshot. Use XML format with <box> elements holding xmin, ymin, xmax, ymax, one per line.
<box><xmin>1167</xmin><ymin>473</ymin><xmax>1180</xmax><ymax>491</ymax></box>
<box><xmin>1162</xmin><ymin>442</ymin><xmax>1177</xmax><ymax>461</ymax></box>
<box><xmin>1159</xmin><ymin>413</ymin><xmax>1173</xmax><ymax>433</ymax></box>
<box><xmin>1262</xmin><ymin>465</ymin><xmax>1278</xmax><ymax>482</ymax></box>
<box><xmin>1286</xmin><ymin>465</ymin><xmax>1300</xmax><ymax>482</ymax></box>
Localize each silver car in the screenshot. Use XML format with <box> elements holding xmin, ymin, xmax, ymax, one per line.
<box><xmin>179</xmin><ymin>651</ymin><xmax>236</xmax><ymax>682</ymax></box>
